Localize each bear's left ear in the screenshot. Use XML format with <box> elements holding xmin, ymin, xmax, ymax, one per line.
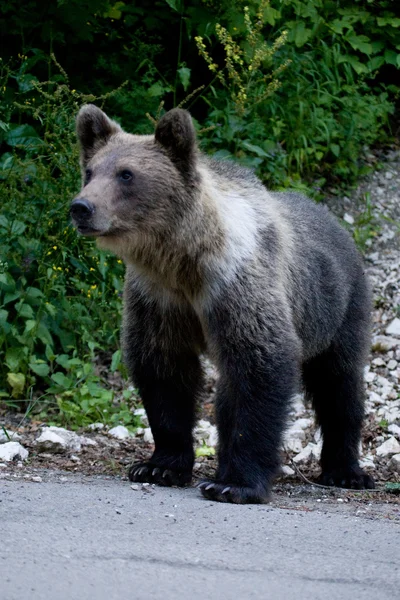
<box><xmin>76</xmin><ymin>104</ymin><xmax>122</xmax><ymax>166</ymax></box>
<box><xmin>155</xmin><ymin>109</ymin><xmax>197</xmax><ymax>174</ymax></box>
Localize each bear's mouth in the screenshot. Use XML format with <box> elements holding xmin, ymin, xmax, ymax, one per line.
<box><xmin>77</xmin><ymin>224</ymin><xmax>102</xmax><ymax>236</ymax></box>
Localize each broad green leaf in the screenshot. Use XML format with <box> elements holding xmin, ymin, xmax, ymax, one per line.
<box><xmin>17</xmin><ymin>303</ymin><xmax>35</xmax><ymax>319</ymax></box>
<box><xmin>16</xmin><ymin>74</ymin><xmax>39</xmax><ymax>92</ymax></box>
<box><xmin>177</xmin><ymin>66</ymin><xmax>191</xmax><ymax>92</ymax></box>
<box><xmin>384</xmin><ymin>50</ymin><xmax>399</xmax><ymax>66</ymax></box>
<box><xmin>377</xmin><ymin>17</ymin><xmax>400</xmax><ymax>28</ymax></box>
<box><xmin>330</xmin><ymin>144</ymin><xmax>340</xmax><ymax>157</ymax></box>
<box><xmin>37</xmin><ymin>321</ymin><xmax>53</xmax><ymax>346</ymax></box>
<box><xmin>7</xmin><ymin>372</ymin><xmax>25</xmax><ymax>397</ymax></box>
<box><xmin>29</xmin><ymin>362</ymin><xmax>50</xmax><ymax>377</ymax></box>
<box><xmin>51</xmin><ymin>372</ymin><xmax>73</xmax><ymax>388</ymax></box>
<box><xmin>5</xmin><ymin>124</ymin><xmax>43</xmax><ymax>149</ymax></box>
<box><xmin>0</xmin><ymin>215</ymin><xmax>9</xmax><ymax>228</ymax></box>
<box><xmin>11</xmin><ymin>221</ymin><xmax>26</xmax><ymax>235</ymax></box>
<box><xmin>346</xmin><ymin>34</ymin><xmax>372</xmax><ymax>55</ymax></box>
<box><xmin>3</xmin><ymin>291</ymin><xmax>20</xmax><ymax>304</ymax></box>
<box><xmin>5</xmin><ymin>347</ymin><xmax>26</xmax><ymax>371</ymax></box>
<box><xmin>242</xmin><ymin>141</ymin><xmax>269</xmax><ymax>157</ymax></box>
<box><xmin>104</xmin><ymin>2</ymin><xmax>125</xmax><ymax>19</ymax></box>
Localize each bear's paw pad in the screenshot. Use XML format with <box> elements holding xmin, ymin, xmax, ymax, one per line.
<box><xmin>128</xmin><ymin>462</ymin><xmax>192</xmax><ymax>487</ymax></box>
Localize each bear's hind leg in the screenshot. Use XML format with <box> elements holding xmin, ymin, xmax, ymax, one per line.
<box><xmin>303</xmin><ymin>311</ymin><xmax>374</xmax><ymax>489</ymax></box>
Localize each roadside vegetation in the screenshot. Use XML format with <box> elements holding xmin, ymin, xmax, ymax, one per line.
<box><xmin>1</xmin><ymin>0</ymin><xmax>399</xmax><ymax>426</ymax></box>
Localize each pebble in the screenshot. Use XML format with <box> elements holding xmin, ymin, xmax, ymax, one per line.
<box><xmin>375</xmin><ymin>436</ymin><xmax>400</xmax><ymax>457</ymax></box>
<box><xmin>388</xmin><ymin>454</ymin><xmax>400</xmax><ymax>473</ymax></box>
<box><xmin>0</xmin><ymin>429</ymin><xmax>21</xmax><ymax>443</ymax></box>
<box><xmin>108</xmin><ymin>426</ymin><xmax>132</xmax><ymax>440</ymax></box>
<box><xmin>385</xmin><ymin>318</ymin><xmax>400</xmax><ymax>336</ymax></box>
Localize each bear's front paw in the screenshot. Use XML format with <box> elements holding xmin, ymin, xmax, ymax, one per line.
<box><xmin>128</xmin><ymin>462</ymin><xmax>192</xmax><ymax>487</ymax></box>
<box><xmin>318</xmin><ymin>467</ymin><xmax>375</xmax><ymax>490</ymax></box>
<box><xmin>198</xmin><ymin>480</ymin><xmax>269</xmax><ymax>504</ymax></box>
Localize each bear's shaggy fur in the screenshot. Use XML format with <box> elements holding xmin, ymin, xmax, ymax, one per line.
<box><xmin>70</xmin><ymin>105</ymin><xmax>374</xmax><ymax>504</ymax></box>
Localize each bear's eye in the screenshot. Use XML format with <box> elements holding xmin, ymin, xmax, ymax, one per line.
<box><xmin>119</xmin><ymin>169</ymin><xmax>134</xmax><ymax>182</ymax></box>
<box><xmin>84</xmin><ymin>169</ymin><xmax>92</xmax><ymax>185</ymax></box>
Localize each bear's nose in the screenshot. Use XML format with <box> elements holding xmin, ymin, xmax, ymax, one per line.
<box><xmin>70</xmin><ymin>198</ymin><xmax>95</xmax><ymax>220</ymax></box>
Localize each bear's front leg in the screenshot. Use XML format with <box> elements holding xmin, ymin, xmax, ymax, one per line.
<box><xmin>123</xmin><ymin>280</ymin><xmax>205</xmax><ymax>487</ymax></box>
<box><xmin>199</xmin><ymin>282</ymin><xmax>301</xmax><ymax>504</ymax></box>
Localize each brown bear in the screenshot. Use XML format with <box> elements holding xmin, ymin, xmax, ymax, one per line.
<box><xmin>70</xmin><ymin>105</ymin><xmax>374</xmax><ymax>504</ymax></box>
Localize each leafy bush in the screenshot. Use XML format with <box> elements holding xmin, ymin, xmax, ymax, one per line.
<box><xmin>0</xmin><ymin>56</ymin><xmax>138</xmax><ymax>426</ymax></box>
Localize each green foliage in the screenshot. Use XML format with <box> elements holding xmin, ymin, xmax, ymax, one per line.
<box><xmin>0</xmin><ymin>56</ymin><xmax>132</xmax><ymax>423</ymax></box>
<box><xmin>0</xmin><ymin>0</ymin><xmax>399</xmax><ymax>426</ymax></box>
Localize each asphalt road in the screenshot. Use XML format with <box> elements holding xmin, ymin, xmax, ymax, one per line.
<box><xmin>1</xmin><ymin>474</ymin><xmax>399</xmax><ymax>600</ymax></box>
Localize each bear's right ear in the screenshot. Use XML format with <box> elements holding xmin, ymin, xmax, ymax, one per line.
<box><xmin>76</xmin><ymin>104</ymin><xmax>122</xmax><ymax>166</ymax></box>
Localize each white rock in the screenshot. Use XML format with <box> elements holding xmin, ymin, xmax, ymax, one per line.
<box><xmin>364</xmin><ymin>372</ymin><xmax>376</xmax><ymax>383</ymax></box>
<box><xmin>359</xmin><ymin>455</ymin><xmax>375</xmax><ymax>469</ymax></box>
<box><xmin>0</xmin><ymin>429</ymin><xmax>21</xmax><ymax>443</ymax></box>
<box><xmin>108</xmin><ymin>426</ymin><xmax>131</xmax><ymax>440</ymax></box>
<box><xmin>372</xmin><ymin>357</ymin><xmax>385</xmax><ymax>367</ymax></box>
<box><xmin>387</xmin><ymin>359</ymin><xmax>397</xmax><ymax>370</ymax></box>
<box><xmin>133</xmin><ymin>408</ymin><xmax>149</xmax><ymax>426</ymax></box>
<box><xmin>194</xmin><ymin>420</ymin><xmax>218</xmax><ymax>447</ymax></box>
<box><xmin>35</xmin><ymin>426</ymin><xmax>82</xmax><ymax>454</ymax></box>
<box><xmin>385</xmin><ymin>318</ymin><xmax>400</xmax><ymax>336</ymax></box>
<box><xmin>281</xmin><ymin>465</ymin><xmax>295</xmax><ymax>476</ymax></box>
<box><xmin>79</xmin><ymin>436</ymin><xmax>97</xmax><ymax>446</ymax></box>
<box><xmin>375</xmin><ymin>436</ymin><xmax>400</xmax><ymax>457</ymax></box>
<box><xmin>388</xmin><ymin>454</ymin><xmax>400</xmax><ymax>473</ymax></box>
<box><xmin>343</xmin><ymin>213</ymin><xmax>354</xmax><ymax>225</ymax></box>
<box><xmin>368</xmin><ymin>391</ymin><xmax>385</xmax><ymax>405</ymax></box>
<box><xmin>388</xmin><ymin>424</ymin><xmax>400</xmax><ymax>438</ymax></box>
<box><xmin>0</xmin><ymin>442</ymin><xmax>29</xmax><ymax>462</ymax></box>
<box><xmin>293</xmin><ymin>442</ymin><xmax>321</xmax><ymax>464</ymax></box>
<box><xmin>87</xmin><ymin>423</ymin><xmax>105</xmax><ymax>431</ymax></box>
<box><xmin>143</xmin><ymin>428</ymin><xmax>154</xmax><ymax>444</ymax></box>
<box><xmin>385</xmin><ymin>171</ymin><xmax>393</xmax><ymax>180</ymax></box>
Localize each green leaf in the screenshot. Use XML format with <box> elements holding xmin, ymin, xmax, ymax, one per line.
<box><xmin>339</xmin><ymin>55</ymin><xmax>369</xmax><ymax>74</ymax></box>
<box><xmin>6</xmin><ymin>347</ymin><xmax>26</xmax><ymax>371</ymax></box>
<box><xmin>0</xmin><ymin>215</ymin><xmax>9</xmax><ymax>228</ymax></box>
<box><xmin>17</xmin><ymin>303</ymin><xmax>35</xmax><ymax>319</ymax></box>
<box><xmin>16</xmin><ymin>74</ymin><xmax>39</xmax><ymax>92</ymax></box>
<box><xmin>7</xmin><ymin>372</ymin><xmax>25</xmax><ymax>397</ymax></box>
<box><xmin>177</xmin><ymin>66</ymin><xmax>191</xmax><ymax>92</ymax></box>
<box><xmin>377</xmin><ymin>17</ymin><xmax>400</xmax><ymax>28</ymax></box>
<box><xmin>330</xmin><ymin>144</ymin><xmax>340</xmax><ymax>157</ymax></box>
<box><xmin>103</xmin><ymin>1</ymin><xmax>125</xmax><ymax>19</ymax></box>
<box><xmin>241</xmin><ymin>141</ymin><xmax>269</xmax><ymax>157</ymax></box>
<box><xmin>195</xmin><ymin>445</ymin><xmax>216</xmax><ymax>457</ymax></box>
<box><xmin>164</xmin><ymin>0</ymin><xmax>182</xmax><ymax>12</ymax></box>
<box><xmin>3</xmin><ymin>291</ymin><xmax>21</xmax><ymax>305</ymax></box>
<box><xmin>384</xmin><ymin>50</ymin><xmax>399</xmax><ymax>66</ymax></box>
<box><xmin>51</xmin><ymin>372</ymin><xmax>73</xmax><ymax>389</ymax></box>
<box><xmin>368</xmin><ymin>56</ymin><xmax>385</xmax><ymax>71</ymax></box>
<box><xmin>29</xmin><ymin>362</ymin><xmax>50</xmax><ymax>377</ymax></box>
<box><xmin>11</xmin><ymin>221</ymin><xmax>26</xmax><ymax>235</ymax></box>
<box><xmin>292</xmin><ymin>22</ymin><xmax>312</xmax><ymax>48</ymax></box>
<box><xmin>111</xmin><ymin>349</ymin><xmax>121</xmax><ymax>372</ymax></box>
<box><xmin>346</xmin><ymin>34</ymin><xmax>372</xmax><ymax>55</ymax></box>
<box><xmin>5</xmin><ymin>124</ymin><xmax>43</xmax><ymax>149</ymax></box>
<box><xmin>37</xmin><ymin>321</ymin><xmax>53</xmax><ymax>346</ymax></box>
<box><xmin>147</xmin><ymin>82</ymin><xmax>166</xmax><ymax>97</ymax></box>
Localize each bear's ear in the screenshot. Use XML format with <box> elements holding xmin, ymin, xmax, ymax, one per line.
<box><xmin>76</xmin><ymin>104</ymin><xmax>122</xmax><ymax>166</ymax></box>
<box><xmin>155</xmin><ymin>109</ymin><xmax>197</xmax><ymax>174</ymax></box>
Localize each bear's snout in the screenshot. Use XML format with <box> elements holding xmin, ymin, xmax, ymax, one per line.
<box><xmin>70</xmin><ymin>198</ymin><xmax>95</xmax><ymax>221</ymax></box>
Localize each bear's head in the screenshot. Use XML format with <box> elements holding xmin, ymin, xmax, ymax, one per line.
<box><xmin>70</xmin><ymin>105</ymin><xmax>199</xmax><ymax>259</ymax></box>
